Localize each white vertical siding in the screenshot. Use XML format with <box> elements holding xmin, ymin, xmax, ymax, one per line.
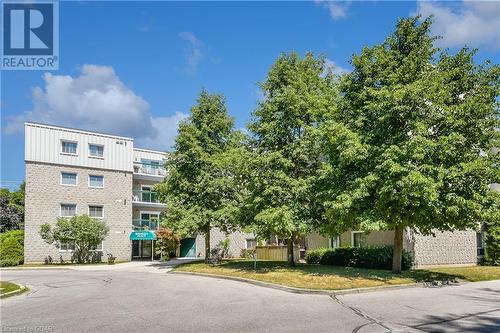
<box><xmin>133</xmin><ymin>148</ymin><xmax>167</xmax><ymax>163</ymax></box>
<box><xmin>25</xmin><ymin>122</ymin><xmax>134</xmax><ymax>172</ymax></box>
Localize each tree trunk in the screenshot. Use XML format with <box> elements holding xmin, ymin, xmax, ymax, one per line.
<box><xmin>287</xmin><ymin>232</ymin><xmax>296</xmax><ymax>266</ymax></box>
<box><xmin>392</xmin><ymin>225</ymin><xmax>404</xmax><ymax>274</ymax></box>
<box><xmin>204</xmin><ymin>226</ymin><xmax>210</xmax><ymax>263</ymax></box>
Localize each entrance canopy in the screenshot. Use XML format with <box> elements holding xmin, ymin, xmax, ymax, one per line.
<box><xmin>130</xmin><ymin>230</ymin><xmax>156</xmax><ymax>241</ymax></box>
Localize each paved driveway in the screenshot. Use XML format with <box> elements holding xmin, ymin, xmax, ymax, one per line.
<box><xmin>1</xmin><ymin>264</ymin><xmax>499</xmax><ymax>333</ymax></box>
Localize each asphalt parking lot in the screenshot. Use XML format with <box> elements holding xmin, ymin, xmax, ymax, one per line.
<box><xmin>1</xmin><ymin>264</ymin><xmax>499</xmax><ymax>333</ymax></box>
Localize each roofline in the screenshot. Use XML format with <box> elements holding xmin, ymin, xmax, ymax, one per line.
<box><xmin>25</xmin><ymin>122</ymin><xmax>134</xmax><ymax>141</ymax></box>
<box><xmin>133</xmin><ymin>147</ymin><xmax>169</xmax><ymax>155</ymax></box>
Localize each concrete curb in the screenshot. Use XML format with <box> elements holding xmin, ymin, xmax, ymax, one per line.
<box><xmin>0</xmin><ymin>283</ymin><xmax>27</xmax><ymax>298</ymax></box>
<box><xmin>1</xmin><ymin>266</ymin><xmax>73</xmax><ymax>271</ymax></box>
<box><xmin>170</xmin><ymin>271</ymin><xmax>428</xmax><ymax>295</ymax></box>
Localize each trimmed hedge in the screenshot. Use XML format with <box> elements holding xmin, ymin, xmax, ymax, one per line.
<box><xmin>305</xmin><ymin>245</ymin><xmax>413</xmax><ymax>270</ymax></box>
<box><xmin>0</xmin><ymin>230</ymin><xmax>24</xmax><ymax>267</ymax></box>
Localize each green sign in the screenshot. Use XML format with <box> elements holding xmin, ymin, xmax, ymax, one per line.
<box><xmin>130</xmin><ymin>231</ymin><xmax>156</xmax><ymax>241</ymax></box>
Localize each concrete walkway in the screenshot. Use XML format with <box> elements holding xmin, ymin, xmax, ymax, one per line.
<box><xmin>70</xmin><ymin>258</ymin><xmax>200</xmax><ymax>273</ymax></box>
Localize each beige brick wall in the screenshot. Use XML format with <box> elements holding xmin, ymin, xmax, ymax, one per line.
<box><xmin>24</xmin><ymin>162</ymin><xmax>133</xmax><ymax>263</ymax></box>
<box><xmin>194</xmin><ymin>228</ymin><xmax>254</xmax><ymax>258</ymax></box>
<box><xmin>412</xmin><ymin>230</ymin><xmax>477</xmax><ymax>267</ymax></box>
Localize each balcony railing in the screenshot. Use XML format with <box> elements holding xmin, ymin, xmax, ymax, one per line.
<box><xmin>132</xmin><ymin>219</ymin><xmax>159</xmax><ymax>231</ymax></box>
<box><xmin>133</xmin><ymin>190</ymin><xmax>160</xmax><ymax>203</ymax></box>
<box><xmin>133</xmin><ymin>162</ymin><xmax>166</xmax><ymax>176</ymax></box>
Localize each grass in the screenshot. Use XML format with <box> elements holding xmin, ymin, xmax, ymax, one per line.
<box><xmin>174</xmin><ymin>260</ymin><xmax>500</xmax><ymax>291</ymax></box>
<box><xmin>0</xmin><ymin>281</ymin><xmax>26</xmax><ymax>298</ymax></box>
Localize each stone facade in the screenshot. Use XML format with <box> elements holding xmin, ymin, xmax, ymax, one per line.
<box><xmin>302</xmin><ymin>229</ymin><xmax>478</xmax><ymax>267</ymax></box>
<box><xmin>411</xmin><ymin>230</ymin><xmax>477</xmax><ymax>267</ymax></box>
<box><xmin>24</xmin><ymin>162</ymin><xmax>133</xmax><ymax>263</ymax></box>
<box><xmin>194</xmin><ymin>228</ymin><xmax>255</xmax><ymax>258</ymax></box>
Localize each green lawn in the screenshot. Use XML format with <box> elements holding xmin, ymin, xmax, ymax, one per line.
<box><xmin>0</xmin><ymin>281</ymin><xmax>26</xmax><ymax>298</ymax></box>
<box><xmin>174</xmin><ymin>260</ymin><xmax>500</xmax><ymax>291</ymax></box>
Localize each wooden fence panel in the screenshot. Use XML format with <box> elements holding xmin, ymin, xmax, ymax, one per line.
<box><xmin>255</xmin><ymin>245</ymin><xmax>300</xmax><ymax>261</ymax></box>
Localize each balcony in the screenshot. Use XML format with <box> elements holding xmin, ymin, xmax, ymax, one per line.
<box><xmin>132</xmin><ymin>219</ymin><xmax>159</xmax><ymax>231</ymax></box>
<box><xmin>133</xmin><ymin>161</ymin><xmax>166</xmax><ymax>182</ymax></box>
<box><xmin>132</xmin><ymin>190</ymin><xmax>166</xmax><ymax>208</ymax></box>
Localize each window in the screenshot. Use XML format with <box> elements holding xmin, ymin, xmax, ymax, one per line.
<box><xmin>329</xmin><ymin>236</ymin><xmax>340</xmax><ymax>249</ymax></box>
<box><xmin>61</xmin><ymin>172</ymin><xmax>77</xmax><ymax>186</ymax></box>
<box><xmin>60</xmin><ymin>241</ymin><xmax>76</xmax><ymax>252</ymax></box>
<box><xmin>351</xmin><ymin>231</ymin><xmax>364</xmax><ymax>248</ymax></box>
<box><xmin>88</xmin><ymin>175</ymin><xmax>104</xmax><ymax>188</ymax></box>
<box><xmin>246</xmin><ymin>239</ymin><xmax>257</xmax><ymax>249</ymax></box>
<box><xmin>89</xmin><ymin>205</ymin><xmax>104</xmax><ymax>218</ymax></box>
<box><xmin>60</xmin><ymin>204</ymin><xmax>76</xmax><ymax>217</ymax></box>
<box><xmin>61</xmin><ymin>141</ymin><xmax>77</xmax><ymax>154</ymax></box>
<box><xmin>477</xmin><ymin>232</ymin><xmax>485</xmax><ymax>256</ymax></box>
<box><xmin>89</xmin><ymin>144</ymin><xmax>104</xmax><ymax>158</ymax></box>
<box><xmin>90</xmin><ymin>241</ymin><xmax>103</xmax><ymax>252</ymax></box>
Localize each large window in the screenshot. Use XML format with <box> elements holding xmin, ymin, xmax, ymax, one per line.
<box><xmin>477</xmin><ymin>232</ymin><xmax>485</xmax><ymax>256</ymax></box>
<box><xmin>88</xmin><ymin>175</ymin><xmax>104</xmax><ymax>188</ymax></box>
<box><xmin>61</xmin><ymin>141</ymin><xmax>77</xmax><ymax>154</ymax></box>
<box><xmin>89</xmin><ymin>144</ymin><xmax>104</xmax><ymax>158</ymax></box>
<box><xmin>61</xmin><ymin>172</ymin><xmax>77</xmax><ymax>186</ymax></box>
<box><xmin>60</xmin><ymin>241</ymin><xmax>76</xmax><ymax>252</ymax></box>
<box><xmin>60</xmin><ymin>204</ymin><xmax>77</xmax><ymax>217</ymax></box>
<box><xmin>89</xmin><ymin>205</ymin><xmax>104</xmax><ymax>218</ymax></box>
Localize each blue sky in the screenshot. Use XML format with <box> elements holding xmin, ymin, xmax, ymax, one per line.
<box><xmin>1</xmin><ymin>1</ymin><xmax>499</xmax><ymax>189</ymax></box>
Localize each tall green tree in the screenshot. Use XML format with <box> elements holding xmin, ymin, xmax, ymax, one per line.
<box><xmin>319</xmin><ymin>17</ymin><xmax>500</xmax><ymax>272</ymax></box>
<box><xmin>156</xmin><ymin>91</ymin><xmax>240</xmax><ymax>260</ymax></box>
<box><xmin>247</xmin><ymin>52</ymin><xmax>338</xmax><ymax>265</ymax></box>
<box><xmin>0</xmin><ymin>182</ymin><xmax>25</xmax><ymax>232</ymax></box>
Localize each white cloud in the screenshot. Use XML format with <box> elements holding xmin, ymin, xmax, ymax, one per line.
<box><xmin>179</xmin><ymin>31</ymin><xmax>204</xmax><ymax>75</ymax></box>
<box><xmin>315</xmin><ymin>1</ymin><xmax>351</xmax><ymax>20</ymax></box>
<box><xmin>324</xmin><ymin>58</ymin><xmax>350</xmax><ymax>75</ymax></box>
<box><xmin>416</xmin><ymin>0</ymin><xmax>500</xmax><ymax>50</ymax></box>
<box><xmin>137</xmin><ymin>112</ymin><xmax>188</xmax><ymax>151</ymax></box>
<box><xmin>4</xmin><ymin>64</ymin><xmax>187</xmax><ymax>151</ymax></box>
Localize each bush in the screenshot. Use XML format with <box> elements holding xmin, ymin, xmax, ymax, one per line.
<box><xmin>306</xmin><ymin>245</ymin><xmax>412</xmax><ymax>271</ymax></box>
<box><xmin>0</xmin><ymin>230</ymin><xmax>24</xmax><ymax>266</ymax></box>
<box><xmin>305</xmin><ymin>247</ymin><xmax>329</xmax><ymax>264</ymax></box>
<box><xmin>240</xmin><ymin>248</ymin><xmax>256</xmax><ymax>259</ymax></box>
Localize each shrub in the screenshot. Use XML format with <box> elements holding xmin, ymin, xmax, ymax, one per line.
<box><xmin>155</xmin><ymin>227</ymin><xmax>180</xmax><ymax>261</ymax></box>
<box><xmin>0</xmin><ymin>230</ymin><xmax>24</xmax><ymax>266</ymax></box>
<box><xmin>305</xmin><ymin>247</ymin><xmax>328</xmax><ymax>264</ymax></box>
<box><xmin>240</xmin><ymin>248</ymin><xmax>256</xmax><ymax>259</ymax></box>
<box><xmin>308</xmin><ymin>246</ymin><xmax>412</xmax><ymax>271</ymax></box>
<box><xmin>40</xmin><ymin>215</ymin><xmax>109</xmax><ymax>264</ymax></box>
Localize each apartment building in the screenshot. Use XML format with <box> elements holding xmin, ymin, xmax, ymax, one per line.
<box><xmin>24</xmin><ymin>122</ymin><xmax>254</xmax><ymax>263</ymax></box>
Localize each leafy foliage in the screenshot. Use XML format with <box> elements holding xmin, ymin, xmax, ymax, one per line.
<box><xmin>0</xmin><ymin>183</ymin><xmax>25</xmax><ymax>232</ymax></box>
<box><xmin>156</xmin><ymin>90</ymin><xmax>242</xmax><ymax>259</ymax></box>
<box><xmin>318</xmin><ymin>17</ymin><xmax>500</xmax><ymax>272</ymax></box>
<box><xmin>0</xmin><ymin>230</ymin><xmax>24</xmax><ymax>266</ymax></box>
<box><xmin>39</xmin><ymin>215</ymin><xmax>109</xmax><ymax>264</ymax></box>
<box><xmin>245</xmin><ymin>52</ymin><xmax>339</xmax><ymax>264</ymax></box>
<box><xmin>155</xmin><ymin>227</ymin><xmax>180</xmax><ymax>261</ymax></box>
<box><xmin>305</xmin><ymin>246</ymin><xmax>413</xmax><ymax>271</ymax></box>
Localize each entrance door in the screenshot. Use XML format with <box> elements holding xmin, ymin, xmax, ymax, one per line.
<box><xmin>132</xmin><ymin>240</ymin><xmax>154</xmax><ymax>259</ymax></box>
<box><xmin>180</xmin><ymin>238</ymin><xmax>196</xmax><ymax>257</ymax></box>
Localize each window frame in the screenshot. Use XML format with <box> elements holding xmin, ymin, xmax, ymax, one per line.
<box><xmin>88</xmin><ymin>175</ymin><xmax>104</xmax><ymax>188</ymax></box>
<box><xmin>88</xmin><ymin>143</ymin><xmax>104</xmax><ymax>158</ymax></box>
<box><xmin>88</xmin><ymin>205</ymin><xmax>104</xmax><ymax>219</ymax></box>
<box><xmin>351</xmin><ymin>231</ymin><xmax>364</xmax><ymax>248</ymax></box>
<box><xmin>60</xmin><ymin>172</ymin><xmax>78</xmax><ymax>186</ymax></box>
<box><xmin>60</xmin><ymin>203</ymin><xmax>77</xmax><ymax>217</ymax></box>
<box><xmin>61</xmin><ymin>140</ymin><xmax>78</xmax><ymax>155</ymax></box>
<box><xmin>329</xmin><ymin>236</ymin><xmax>340</xmax><ymax>249</ymax></box>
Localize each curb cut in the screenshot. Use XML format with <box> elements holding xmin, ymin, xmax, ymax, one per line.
<box><xmin>170</xmin><ymin>271</ymin><xmax>428</xmax><ymax>295</ymax></box>
<box><xmin>0</xmin><ymin>283</ymin><xmax>27</xmax><ymax>298</ymax></box>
